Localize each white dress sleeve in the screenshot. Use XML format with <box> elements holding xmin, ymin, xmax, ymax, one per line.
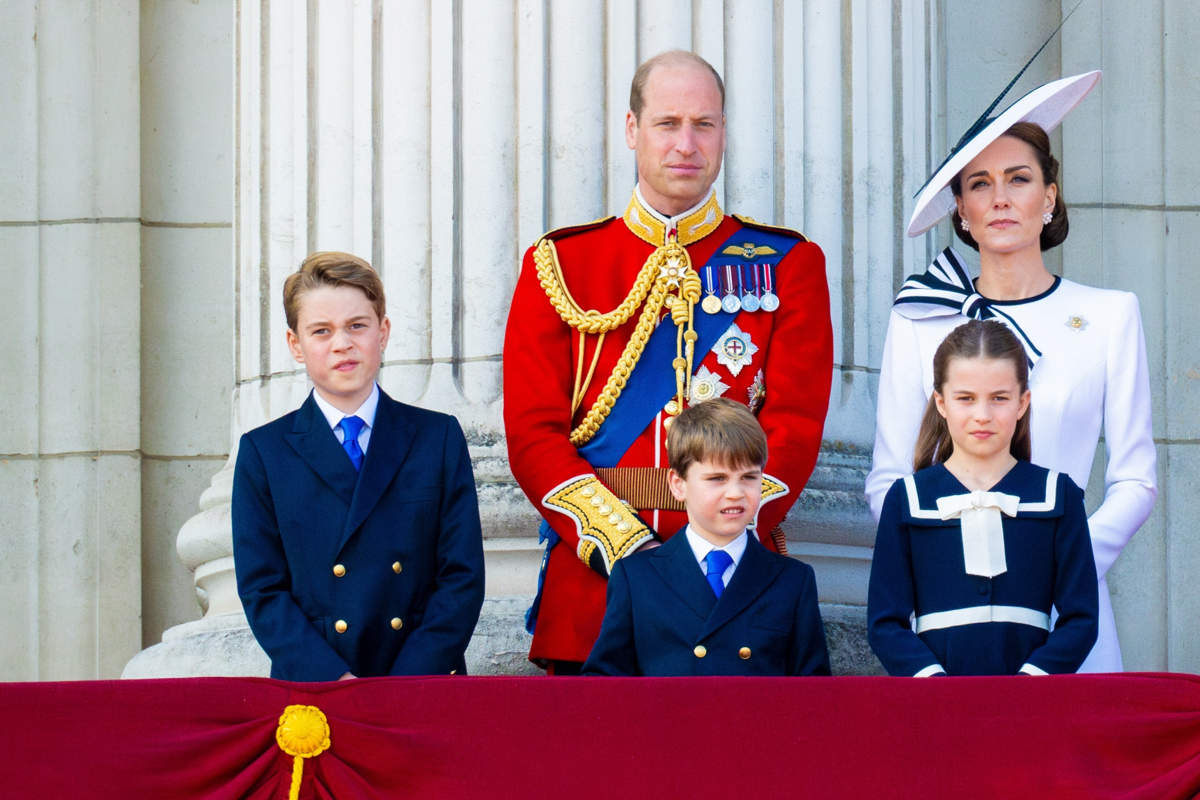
<box><xmin>1089</xmin><ymin>291</ymin><xmax>1157</xmax><ymax>578</ymax></box>
<box><xmin>866</xmin><ymin>311</ymin><xmax>931</xmax><ymax>522</ymax></box>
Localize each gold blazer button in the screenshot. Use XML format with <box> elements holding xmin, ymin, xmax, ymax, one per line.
<box><xmin>334</xmin><ymin>619</ymin><xmax>348</xmax><ymax>634</ymax></box>
<box><xmin>693</xmin><ymin>645</ymin><xmax>707</xmax><ymax>658</ymax></box>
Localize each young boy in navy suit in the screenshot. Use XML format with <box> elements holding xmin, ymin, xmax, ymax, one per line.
<box><xmin>583</xmin><ymin>398</ymin><xmax>830</xmax><ymax>676</ymax></box>
<box><xmin>232</xmin><ymin>251</ymin><xmax>485</xmax><ymax>681</ymax></box>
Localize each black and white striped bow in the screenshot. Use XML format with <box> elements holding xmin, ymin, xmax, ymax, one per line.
<box><xmin>893</xmin><ymin>248</ymin><xmax>1042</xmax><ymax>367</ymax></box>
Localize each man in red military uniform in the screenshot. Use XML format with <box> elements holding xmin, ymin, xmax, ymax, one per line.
<box><xmin>503</xmin><ymin>50</ymin><xmax>833</xmax><ymax>672</ymax></box>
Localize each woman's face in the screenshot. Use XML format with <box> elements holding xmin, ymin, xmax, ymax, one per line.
<box><xmin>955</xmin><ymin>135</ymin><xmax>1057</xmax><ymax>258</ymax></box>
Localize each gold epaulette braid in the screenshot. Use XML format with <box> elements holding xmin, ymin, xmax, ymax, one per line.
<box><xmin>534</xmin><ymin>235</ymin><xmax>698</xmax><ymax>446</ymax></box>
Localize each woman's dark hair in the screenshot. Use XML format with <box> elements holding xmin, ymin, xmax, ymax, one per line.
<box><xmin>949</xmin><ymin>121</ymin><xmax>1069</xmax><ymax>252</ymax></box>
<box><xmin>913</xmin><ymin>319</ymin><xmax>1032</xmax><ymax>471</ymax></box>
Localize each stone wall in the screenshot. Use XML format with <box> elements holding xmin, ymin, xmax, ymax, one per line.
<box><xmin>1</xmin><ymin>1</ymin><xmax>143</xmax><ymax>680</ymax></box>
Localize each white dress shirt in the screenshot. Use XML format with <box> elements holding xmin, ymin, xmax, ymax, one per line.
<box><xmin>312</xmin><ymin>384</ymin><xmax>380</xmax><ymax>455</ymax></box>
<box><xmin>684</xmin><ymin>525</ymin><xmax>748</xmax><ymax>589</ymax></box>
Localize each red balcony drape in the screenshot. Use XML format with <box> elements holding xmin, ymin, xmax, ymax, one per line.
<box><xmin>2</xmin><ymin>673</ymin><xmax>1198</xmax><ymax>799</ymax></box>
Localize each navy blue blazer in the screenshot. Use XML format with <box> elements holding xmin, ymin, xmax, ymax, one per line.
<box><xmin>868</xmin><ymin>461</ymin><xmax>1098</xmax><ymax>677</ymax></box>
<box><xmin>582</xmin><ymin>529</ymin><xmax>830</xmax><ymax>676</ymax></box>
<box><xmin>232</xmin><ymin>389</ymin><xmax>485</xmax><ymax>681</ymax></box>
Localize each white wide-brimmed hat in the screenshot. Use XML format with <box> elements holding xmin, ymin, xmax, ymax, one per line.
<box><xmin>906</xmin><ymin>70</ymin><xmax>1101</xmax><ymax>237</ymax></box>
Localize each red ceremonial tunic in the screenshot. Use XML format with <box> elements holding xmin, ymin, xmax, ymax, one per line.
<box><xmin>503</xmin><ymin>190</ymin><xmax>833</xmax><ymax>665</ymax></box>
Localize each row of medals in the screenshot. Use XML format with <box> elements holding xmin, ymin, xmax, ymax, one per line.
<box><xmin>698</xmin><ymin>263</ymin><xmax>780</xmax><ymax>315</ymax></box>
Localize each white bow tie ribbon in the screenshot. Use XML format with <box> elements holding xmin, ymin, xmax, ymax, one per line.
<box><xmin>935</xmin><ymin>490</ymin><xmax>1020</xmax><ymax>578</ymax></box>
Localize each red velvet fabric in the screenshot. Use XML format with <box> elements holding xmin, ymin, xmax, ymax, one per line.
<box><xmin>2</xmin><ymin>674</ymin><xmax>1198</xmax><ymax>798</ymax></box>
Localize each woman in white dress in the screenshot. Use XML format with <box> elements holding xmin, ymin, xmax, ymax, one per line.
<box><xmin>865</xmin><ymin>72</ymin><xmax>1157</xmax><ymax>673</ymax></box>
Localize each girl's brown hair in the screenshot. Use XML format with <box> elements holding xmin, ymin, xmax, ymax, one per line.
<box><xmin>912</xmin><ymin>319</ymin><xmax>1032</xmax><ymax>471</ymax></box>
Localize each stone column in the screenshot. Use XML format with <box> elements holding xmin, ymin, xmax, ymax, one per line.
<box><xmin>1157</xmin><ymin>0</ymin><xmax>1200</xmax><ymax>674</ymax></box>
<box><xmin>0</xmin><ymin>1</ymin><xmax>142</xmax><ymax>680</ymax></box>
<box><xmin>137</xmin><ymin>0</ymin><xmax>235</xmax><ymax>665</ymax></box>
<box><xmin>1059</xmin><ymin>0</ymin><xmax>1194</xmax><ymax>672</ymax></box>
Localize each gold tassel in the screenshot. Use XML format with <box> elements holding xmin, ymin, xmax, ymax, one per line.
<box><xmin>275</xmin><ymin>704</ymin><xmax>332</xmax><ymax>800</ymax></box>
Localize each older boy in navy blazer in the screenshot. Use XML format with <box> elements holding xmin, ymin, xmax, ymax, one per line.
<box><xmin>233</xmin><ymin>251</ymin><xmax>484</xmax><ymax>681</ymax></box>
<box><xmin>583</xmin><ymin>399</ymin><xmax>830</xmax><ymax>676</ymax></box>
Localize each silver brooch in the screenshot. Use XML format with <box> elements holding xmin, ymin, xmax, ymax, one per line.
<box><xmin>689</xmin><ymin>365</ymin><xmax>729</xmax><ymax>404</ymax></box>
<box><xmin>1064</xmin><ymin>314</ymin><xmax>1088</xmax><ymax>332</ymax></box>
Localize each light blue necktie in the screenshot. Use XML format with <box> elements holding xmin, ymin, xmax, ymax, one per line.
<box><xmin>704</xmin><ymin>550</ymin><xmax>733</xmax><ymax>599</ymax></box>
<box><xmin>338</xmin><ymin>416</ymin><xmax>365</xmax><ymax>471</ymax></box>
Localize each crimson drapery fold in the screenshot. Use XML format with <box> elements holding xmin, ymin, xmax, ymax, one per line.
<box><xmin>0</xmin><ymin>674</ymin><xmax>1198</xmax><ymax>799</ymax></box>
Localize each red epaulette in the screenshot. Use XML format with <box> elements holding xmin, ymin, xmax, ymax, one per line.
<box><xmin>535</xmin><ymin>216</ymin><xmax>617</xmax><ymax>245</ymax></box>
<box><xmin>732</xmin><ymin>213</ymin><xmax>810</xmax><ymax>242</ymax></box>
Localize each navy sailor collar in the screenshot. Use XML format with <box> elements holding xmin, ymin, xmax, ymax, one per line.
<box><xmin>902</xmin><ymin>461</ymin><xmax>1066</xmax><ymax>524</ymax></box>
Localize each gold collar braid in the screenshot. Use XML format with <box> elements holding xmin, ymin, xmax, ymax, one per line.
<box><xmin>623</xmin><ymin>190</ymin><xmax>723</xmax><ymax>246</ymax></box>
<box><xmin>533</xmin><ymin>232</ymin><xmax>703</xmax><ymax>446</ymax></box>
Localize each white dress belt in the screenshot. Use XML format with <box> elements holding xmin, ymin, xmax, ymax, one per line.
<box><xmin>915</xmin><ymin>604</ymin><xmax>1051</xmax><ymax>634</ymax></box>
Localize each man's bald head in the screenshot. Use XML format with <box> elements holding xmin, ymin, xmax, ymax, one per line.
<box><xmin>629</xmin><ymin>50</ymin><xmax>725</xmax><ymax>120</ymax></box>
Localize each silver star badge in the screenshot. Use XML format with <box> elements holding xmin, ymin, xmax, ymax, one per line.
<box><xmin>689</xmin><ymin>365</ymin><xmax>729</xmax><ymax>404</ymax></box>
<box><xmin>713</xmin><ymin>323</ymin><xmax>758</xmax><ymax>377</ymax></box>
<box><xmin>659</xmin><ymin>256</ymin><xmax>687</xmax><ymax>288</ymax></box>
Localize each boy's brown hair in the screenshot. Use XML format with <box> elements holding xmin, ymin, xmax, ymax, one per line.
<box><xmin>666</xmin><ymin>398</ymin><xmax>768</xmax><ymax>478</ymax></box>
<box><xmin>283</xmin><ymin>251</ymin><xmax>386</xmax><ymax>331</ymax></box>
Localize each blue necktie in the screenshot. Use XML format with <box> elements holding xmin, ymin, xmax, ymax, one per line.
<box><xmin>705</xmin><ymin>550</ymin><xmax>733</xmax><ymax>599</ymax></box>
<box><xmin>338</xmin><ymin>416</ymin><xmax>365</xmax><ymax>471</ymax></box>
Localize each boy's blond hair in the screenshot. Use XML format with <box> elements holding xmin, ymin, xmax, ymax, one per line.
<box><xmin>283</xmin><ymin>251</ymin><xmax>386</xmax><ymax>331</ymax></box>
<box><xmin>666</xmin><ymin>398</ymin><xmax>767</xmax><ymax>478</ymax></box>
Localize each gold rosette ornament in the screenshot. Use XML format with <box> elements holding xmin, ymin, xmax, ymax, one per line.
<box><xmin>276</xmin><ymin>704</ymin><xmax>332</xmax><ymax>800</ymax></box>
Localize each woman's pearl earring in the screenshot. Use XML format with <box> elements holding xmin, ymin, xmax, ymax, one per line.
<box><xmin>960</xmin><ymin>217</ymin><xmax>970</xmax><ymax>232</ymax></box>
<box><xmin>1042</xmin><ymin>211</ymin><xmax>1053</xmax><ymax>225</ymax></box>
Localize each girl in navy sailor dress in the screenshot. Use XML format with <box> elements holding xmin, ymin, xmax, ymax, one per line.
<box><xmin>868</xmin><ymin>320</ymin><xmax>1098</xmax><ymax>677</ymax></box>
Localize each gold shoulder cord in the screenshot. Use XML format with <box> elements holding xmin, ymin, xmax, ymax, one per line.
<box><xmin>534</xmin><ymin>236</ymin><xmax>701</xmax><ymax>446</ymax></box>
